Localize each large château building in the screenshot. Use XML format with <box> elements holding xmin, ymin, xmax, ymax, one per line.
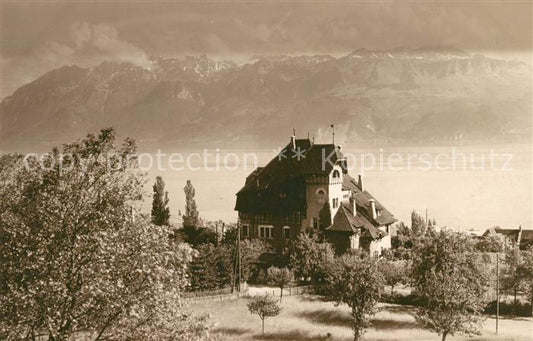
<box><xmin>235</xmin><ymin>134</ymin><xmax>396</xmax><ymax>256</ymax></box>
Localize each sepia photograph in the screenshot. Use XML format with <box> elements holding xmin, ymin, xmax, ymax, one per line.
<box><xmin>0</xmin><ymin>1</ymin><xmax>532</xmax><ymax>340</ymax></box>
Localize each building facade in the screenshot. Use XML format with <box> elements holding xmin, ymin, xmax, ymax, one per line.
<box><xmin>235</xmin><ymin>135</ymin><xmax>396</xmax><ymax>256</ymax></box>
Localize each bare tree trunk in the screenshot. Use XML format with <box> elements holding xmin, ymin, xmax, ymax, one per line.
<box><xmin>262</xmin><ymin>318</ymin><xmax>265</xmax><ymax>334</ymax></box>
<box><xmin>441</xmin><ymin>331</ymin><xmax>448</xmax><ymax>341</ymax></box>
<box><xmin>353</xmin><ymin>326</ymin><xmax>359</xmax><ymax>341</ymax></box>
<box><xmin>391</xmin><ymin>284</ymin><xmax>394</xmax><ymax>295</ymax></box>
<box><xmin>280</xmin><ymin>287</ymin><xmax>283</xmax><ymax>303</ymax></box>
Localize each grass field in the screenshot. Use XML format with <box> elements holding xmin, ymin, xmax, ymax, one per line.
<box><xmin>192</xmin><ymin>294</ymin><xmax>533</xmax><ymax>341</ymax></box>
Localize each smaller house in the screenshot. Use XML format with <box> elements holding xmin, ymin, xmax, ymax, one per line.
<box><xmin>325</xmin><ymin>174</ymin><xmax>395</xmax><ymax>256</ymax></box>
<box><xmin>482</xmin><ymin>226</ymin><xmax>533</xmax><ymax>250</ymax></box>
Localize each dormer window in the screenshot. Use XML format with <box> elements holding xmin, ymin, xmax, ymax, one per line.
<box><xmin>332</xmin><ymin>170</ymin><xmax>340</xmax><ymax>178</ymax></box>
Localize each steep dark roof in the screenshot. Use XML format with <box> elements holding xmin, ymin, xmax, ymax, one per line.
<box><xmin>483</xmin><ymin>227</ymin><xmax>533</xmax><ymax>249</ymax></box>
<box><xmin>328</xmin><ymin>204</ymin><xmax>359</xmax><ymax>232</ymax></box>
<box><xmin>327</xmin><ymin>202</ymin><xmax>386</xmax><ymax>240</ymax></box>
<box><xmin>235</xmin><ymin>138</ymin><xmax>396</xmax><ymax>226</ymax></box>
<box><xmin>483</xmin><ymin>227</ymin><xmax>519</xmax><ymax>239</ymax></box>
<box><xmin>342</xmin><ymin>174</ymin><xmax>396</xmax><ymax>226</ymax></box>
<box><xmin>235</xmin><ymin>139</ymin><xmax>346</xmax><ymax>213</ymax></box>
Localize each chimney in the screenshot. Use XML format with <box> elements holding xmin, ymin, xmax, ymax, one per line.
<box><xmin>291</xmin><ymin>135</ymin><xmax>296</xmax><ymax>150</ymax></box>
<box><xmin>350</xmin><ymin>195</ymin><xmax>357</xmax><ymax>217</ymax></box>
<box><xmin>369</xmin><ymin>199</ymin><xmax>377</xmax><ymax>220</ymax></box>
<box><xmin>130</xmin><ymin>206</ymin><xmax>135</xmax><ymax>223</ymax></box>
<box><xmin>358</xmin><ymin>174</ymin><xmax>364</xmax><ymax>192</ymax></box>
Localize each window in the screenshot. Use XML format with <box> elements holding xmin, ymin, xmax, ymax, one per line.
<box><xmin>255</xmin><ymin>213</ymin><xmax>273</xmax><ymax>225</ymax></box>
<box><xmin>332</xmin><ymin>198</ymin><xmax>339</xmax><ymax>208</ymax></box>
<box><xmin>258</xmin><ymin>225</ymin><xmax>273</xmax><ymax>239</ymax></box>
<box><xmin>316</xmin><ymin>188</ymin><xmax>326</xmax><ymax>196</ymax></box>
<box><xmin>332</xmin><ymin>170</ymin><xmax>340</xmax><ymax>178</ymax></box>
<box><xmin>283</xmin><ymin>226</ymin><xmax>291</xmax><ymax>238</ymax></box>
<box><xmin>312</xmin><ymin>218</ymin><xmax>319</xmax><ymax>229</ymax></box>
<box><xmin>241</xmin><ymin>224</ymin><xmax>249</xmax><ymax>237</ymax></box>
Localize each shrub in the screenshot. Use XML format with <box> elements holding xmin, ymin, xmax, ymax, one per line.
<box><xmin>484</xmin><ymin>300</ymin><xmax>532</xmax><ymax>317</ymax></box>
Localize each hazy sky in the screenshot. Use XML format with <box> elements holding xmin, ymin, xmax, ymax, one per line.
<box><xmin>1</xmin><ymin>1</ymin><xmax>531</xmax><ymax>98</ymax></box>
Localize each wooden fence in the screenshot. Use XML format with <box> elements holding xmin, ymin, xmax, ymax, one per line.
<box><xmin>183</xmin><ymin>284</ymin><xmax>314</xmax><ymax>303</ymax></box>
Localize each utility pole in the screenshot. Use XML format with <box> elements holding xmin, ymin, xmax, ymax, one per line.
<box><xmin>330</xmin><ymin>124</ymin><xmax>335</xmax><ymax>145</ymax></box>
<box><xmin>496</xmin><ymin>253</ymin><xmax>500</xmax><ymax>334</ymax></box>
<box><xmin>237</xmin><ymin>221</ymin><xmax>241</xmax><ymax>292</ymax></box>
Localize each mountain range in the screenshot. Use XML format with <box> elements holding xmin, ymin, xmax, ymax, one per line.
<box><xmin>1</xmin><ymin>47</ymin><xmax>531</xmax><ymax>151</ymax></box>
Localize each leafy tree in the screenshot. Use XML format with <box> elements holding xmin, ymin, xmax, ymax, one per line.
<box><xmin>180</xmin><ymin>225</ymin><xmax>218</xmax><ymax>247</ymax></box>
<box><xmin>240</xmin><ymin>239</ymin><xmax>269</xmax><ymax>282</ymax></box>
<box><xmin>183</xmin><ymin>180</ymin><xmax>199</xmax><ymax>228</ymax></box>
<box><xmin>324</xmin><ymin>253</ymin><xmax>383</xmax><ymax>341</ymax></box>
<box><xmin>411</xmin><ymin>231</ymin><xmax>489</xmax><ymax>341</ymax></box>
<box><xmin>151</xmin><ymin>176</ymin><xmax>170</xmax><ymax>226</ymax></box>
<box><xmin>475</xmin><ymin>234</ymin><xmax>504</xmax><ymax>253</ymax></box>
<box><xmin>395</xmin><ymin>221</ymin><xmax>410</xmax><ymax>236</ymax></box>
<box><xmin>188</xmin><ymin>243</ymin><xmax>231</xmax><ymax>291</ymax></box>
<box><xmin>220</xmin><ymin>225</ymin><xmax>238</xmax><ymax>244</ymax></box>
<box><xmin>501</xmin><ymin>247</ymin><xmax>523</xmax><ymax>309</ymax></box>
<box><xmin>390</xmin><ymin>222</ymin><xmax>413</xmax><ymax>259</ymax></box>
<box><xmin>186</xmin><ymin>231</ymin><xmax>268</xmax><ymax>292</ymax></box>
<box><xmin>219</xmin><ymin>228</ymin><xmax>269</xmax><ymax>285</ymax></box>
<box><xmin>0</xmin><ymin>128</ymin><xmax>208</xmax><ymax>340</ymax></box>
<box><xmin>288</xmin><ymin>233</ymin><xmax>334</xmax><ymax>283</ymax></box>
<box><xmin>519</xmin><ymin>247</ymin><xmax>533</xmax><ymax>316</ymax></box>
<box><xmin>379</xmin><ymin>259</ymin><xmax>408</xmax><ymax>295</ymax></box>
<box><xmin>267</xmin><ymin>267</ymin><xmax>294</xmax><ymax>302</ymax></box>
<box><xmin>411</xmin><ymin>210</ymin><xmax>426</xmax><ymax>236</ymax></box>
<box><xmin>247</xmin><ymin>294</ymin><xmax>281</xmax><ymax>334</ymax></box>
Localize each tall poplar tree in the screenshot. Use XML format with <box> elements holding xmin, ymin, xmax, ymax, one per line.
<box><xmin>151</xmin><ymin>176</ymin><xmax>170</xmax><ymax>226</ymax></box>
<box><xmin>183</xmin><ymin>180</ymin><xmax>199</xmax><ymax>228</ymax></box>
